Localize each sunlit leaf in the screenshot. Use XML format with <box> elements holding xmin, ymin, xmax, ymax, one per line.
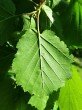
<box><xmin>58</xmin><ymin>65</ymin><xmax>82</xmax><ymax>110</ymax></box>
<box><xmin>28</xmin><ymin>95</ymin><xmax>49</xmax><ymax>110</ymax></box>
<box><xmin>12</xmin><ymin>29</ymin><xmax>72</xmax><ymax>96</ymax></box>
<box><xmin>42</xmin><ymin>5</ymin><xmax>54</xmax><ymax>23</ymax></box>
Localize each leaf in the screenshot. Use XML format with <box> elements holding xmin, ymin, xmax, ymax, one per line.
<box><xmin>15</xmin><ymin>86</ymin><xmax>35</xmax><ymax>110</ymax></box>
<box><xmin>58</xmin><ymin>65</ymin><xmax>82</xmax><ymax>110</ymax></box>
<box><xmin>40</xmin><ymin>10</ymin><xmax>52</xmax><ymax>32</ymax></box>
<box><xmin>0</xmin><ymin>0</ymin><xmax>15</xmax><ymax>18</ymax></box>
<box><xmin>28</xmin><ymin>95</ymin><xmax>49</xmax><ymax>110</ymax></box>
<box><xmin>51</xmin><ymin>12</ymin><xmax>63</xmax><ymax>38</ymax></box>
<box><xmin>22</xmin><ymin>15</ymin><xmax>36</xmax><ymax>30</ymax></box>
<box><xmin>77</xmin><ymin>66</ymin><xmax>82</xmax><ymax>80</ymax></box>
<box><xmin>0</xmin><ymin>77</ymin><xmax>16</xmax><ymax>110</ymax></box>
<box><xmin>45</xmin><ymin>0</ymin><xmax>61</xmax><ymax>8</ymax></box>
<box><xmin>0</xmin><ymin>45</ymin><xmax>15</xmax><ymax>74</ymax></box>
<box><xmin>42</xmin><ymin>5</ymin><xmax>54</xmax><ymax>23</ymax></box>
<box><xmin>0</xmin><ymin>0</ymin><xmax>16</xmax><ymax>45</ymax></box>
<box><xmin>61</xmin><ymin>0</ymin><xmax>82</xmax><ymax>47</ymax></box>
<box><xmin>12</xmin><ymin>29</ymin><xmax>72</xmax><ymax>96</ymax></box>
<box><xmin>0</xmin><ymin>74</ymin><xmax>35</xmax><ymax>110</ymax></box>
<box><xmin>13</xmin><ymin>0</ymin><xmax>35</xmax><ymax>14</ymax></box>
<box><xmin>51</xmin><ymin>0</ymin><xmax>61</xmax><ymax>8</ymax></box>
<box><xmin>78</xmin><ymin>0</ymin><xmax>82</xmax><ymax>5</ymax></box>
<box><xmin>45</xmin><ymin>0</ymin><xmax>53</xmax><ymax>7</ymax></box>
<box><xmin>53</xmin><ymin>101</ymin><xmax>59</xmax><ymax>110</ymax></box>
<box><xmin>45</xmin><ymin>91</ymin><xmax>59</xmax><ymax>110</ymax></box>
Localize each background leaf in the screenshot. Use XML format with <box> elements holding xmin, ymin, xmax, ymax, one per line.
<box><xmin>0</xmin><ymin>0</ymin><xmax>16</xmax><ymax>45</ymax></box>
<box><xmin>0</xmin><ymin>74</ymin><xmax>35</xmax><ymax>110</ymax></box>
<box><xmin>0</xmin><ymin>44</ymin><xmax>15</xmax><ymax>74</ymax></box>
<box><xmin>0</xmin><ymin>76</ymin><xmax>16</xmax><ymax>110</ymax></box>
<box><xmin>60</xmin><ymin>0</ymin><xmax>82</xmax><ymax>47</ymax></box>
<box><xmin>58</xmin><ymin>65</ymin><xmax>82</xmax><ymax>110</ymax></box>
<box><xmin>42</xmin><ymin>5</ymin><xmax>54</xmax><ymax>23</ymax></box>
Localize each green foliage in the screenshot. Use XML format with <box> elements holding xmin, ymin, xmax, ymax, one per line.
<box><xmin>12</xmin><ymin>29</ymin><xmax>72</xmax><ymax>96</ymax></box>
<box><xmin>0</xmin><ymin>45</ymin><xmax>15</xmax><ymax>74</ymax></box>
<box><xmin>0</xmin><ymin>0</ymin><xmax>82</xmax><ymax>110</ymax></box>
<box><xmin>0</xmin><ymin>0</ymin><xmax>16</xmax><ymax>45</ymax></box>
<box><xmin>29</xmin><ymin>95</ymin><xmax>49</xmax><ymax>110</ymax></box>
<box><xmin>59</xmin><ymin>0</ymin><xmax>82</xmax><ymax>47</ymax></box>
<box><xmin>58</xmin><ymin>66</ymin><xmax>82</xmax><ymax>110</ymax></box>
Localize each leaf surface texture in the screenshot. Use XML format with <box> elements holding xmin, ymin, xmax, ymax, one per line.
<box><xmin>13</xmin><ymin>29</ymin><xmax>72</xmax><ymax>96</ymax></box>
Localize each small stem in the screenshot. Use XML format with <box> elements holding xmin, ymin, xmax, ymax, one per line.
<box><xmin>36</xmin><ymin>5</ymin><xmax>44</xmax><ymax>89</ymax></box>
<box><xmin>28</xmin><ymin>0</ymin><xmax>39</xmax><ymax>6</ymax></box>
<box><xmin>23</xmin><ymin>11</ymin><xmax>37</xmax><ymax>16</ymax></box>
<box><xmin>37</xmin><ymin>8</ymin><xmax>41</xmax><ymax>53</ymax></box>
<box><xmin>37</xmin><ymin>9</ymin><xmax>40</xmax><ymax>37</ymax></box>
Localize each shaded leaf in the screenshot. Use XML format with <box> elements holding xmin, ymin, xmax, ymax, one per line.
<box><xmin>0</xmin><ymin>75</ymin><xmax>35</xmax><ymax>110</ymax></box>
<box><xmin>45</xmin><ymin>91</ymin><xmax>59</xmax><ymax>110</ymax></box>
<box><xmin>61</xmin><ymin>0</ymin><xmax>82</xmax><ymax>47</ymax></box>
<box><xmin>46</xmin><ymin>0</ymin><xmax>61</xmax><ymax>8</ymax></box>
<box><xmin>0</xmin><ymin>0</ymin><xmax>16</xmax><ymax>45</ymax></box>
<box><xmin>12</xmin><ymin>0</ymin><xmax>35</xmax><ymax>14</ymax></box>
<box><xmin>0</xmin><ymin>0</ymin><xmax>15</xmax><ymax>18</ymax></box>
<box><xmin>40</xmin><ymin>10</ymin><xmax>51</xmax><ymax>32</ymax></box>
<box><xmin>51</xmin><ymin>12</ymin><xmax>63</xmax><ymax>38</ymax></box>
<box><xmin>0</xmin><ymin>77</ymin><xmax>16</xmax><ymax>110</ymax></box>
<box><xmin>51</xmin><ymin>0</ymin><xmax>61</xmax><ymax>8</ymax></box>
<box><xmin>0</xmin><ymin>45</ymin><xmax>15</xmax><ymax>74</ymax></box>
<box><xmin>15</xmin><ymin>86</ymin><xmax>35</xmax><ymax>110</ymax></box>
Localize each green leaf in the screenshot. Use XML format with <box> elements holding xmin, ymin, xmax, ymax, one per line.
<box><xmin>51</xmin><ymin>0</ymin><xmax>61</xmax><ymax>8</ymax></box>
<box><xmin>13</xmin><ymin>0</ymin><xmax>35</xmax><ymax>14</ymax></box>
<box><xmin>45</xmin><ymin>0</ymin><xmax>53</xmax><ymax>7</ymax></box>
<box><xmin>77</xmin><ymin>66</ymin><xmax>82</xmax><ymax>79</ymax></box>
<box><xmin>51</xmin><ymin>13</ymin><xmax>63</xmax><ymax>38</ymax></box>
<box><xmin>0</xmin><ymin>0</ymin><xmax>15</xmax><ymax>18</ymax></box>
<box><xmin>28</xmin><ymin>95</ymin><xmax>49</xmax><ymax>110</ymax></box>
<box><xmin>15</xmin><ymin>87</ymin><xmax>34</xmax><ymax>110</ymax></box>
<box><xmin>61</xmin><ymin>0</ymin><xmax>82</xmax><ymax>47</ymax></box>
<box><xmin>0</xmin><ymin>45</ymin><xmax>15</xmax><ymax>74</ymax></box>
<box><xmin>0</xmin><ymin>77</ymin><xmax>16</xmax><ymax>110</ymax></box>
<box><xmin>12</xmin><ymin>29</ymin><xmax>72</xmax><ymax>96</ymax></box>
<box><xmin>58</xmin><ymin>65</ymin><xmax>82</xmax><ymax>110</ymax></box>
<box><xmin>45</xmin><ymin>91</ymin><xmax>59</xmax><ymax>110</ymax></box>
<box><xmin>45</xmin><ymin>0</ymin><xmax>61</xmax><ymax>8</ymax></box>
<box><xmin>0</xmin><ymin>0</ymin><xmax>16</xmax><ymax>45</ymax></box>
<box><xmin>42</xmin><ymin>5</ymin><xmax>54</xmax><ymax>23</ymax></box>
<box><xmin>40</xmin><ymin>10</ymin><xmax>51</xmax><ymax>32</ymax></box>
<box><xmin>53</xmin><ymin>101</ymin><xmax>59</xmax><ymax>110</ymax></box>
<box><xmin>78</xmin><ymin>0</ymin><xmax>82</xmax><ymax>5</ymax></box>
<box><xmin>0</xmin><ymin>75</ymin><xmax>35</xmax><ymax>110</ymax></box>
<box><xmin>22</xmin><ymin>15</ymin><xmax>36</xmax><ymax>30</ymax></box>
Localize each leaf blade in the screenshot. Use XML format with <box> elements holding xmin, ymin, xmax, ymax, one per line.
<box><xmin>0</xmin><ymin>0</ymin><xmax>16</xmax><ymax>45</ymax></box>
<box><xmin>58</xmin><ymin>65</ymin><xmax>82</xmax><ymax>110</ymax></box>
<box><xmin>42</xmin><ymin>5</ymin><xmax>54</xmax><ymax>23</ymax></box>
<box><xmin>12</xmin><ymin>29</ymin><xmax>72</xmax><ymax>96</ymax></box>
